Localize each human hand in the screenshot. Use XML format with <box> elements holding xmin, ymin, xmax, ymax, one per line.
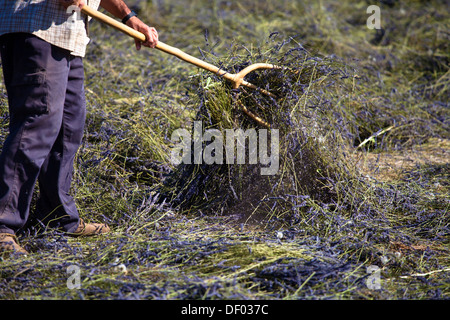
<box><xmin>59</xmin><ymin>0</ymin><xmax>85</xmax><ymax>9</ymax></box>
<box><xmin>125</xmin><ymin>16</ymin><xmax>158</xmax><ymax>50</ymax></box>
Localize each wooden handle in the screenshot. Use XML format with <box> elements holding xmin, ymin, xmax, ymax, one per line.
<box><xmin>81</xmin><ymin>5</ymin><xmax>146</xmax><ymax>41</ymax></box>
<box><xmin>81</xmin><ymin>5</ymin><xmax>233</xmax><ymax>81</ymax></box>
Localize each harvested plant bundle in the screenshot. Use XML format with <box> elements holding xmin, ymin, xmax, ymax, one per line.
<box><xmin>161</xmin><ymin>38</ymin><xmax>353</xmax><ymax>227</ymax></box>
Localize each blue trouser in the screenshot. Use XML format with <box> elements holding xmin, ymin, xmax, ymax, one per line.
<box><xmin>0</xmin><ymin>33</ymin><xmax>85</xmax><ymax>235</ymax></box>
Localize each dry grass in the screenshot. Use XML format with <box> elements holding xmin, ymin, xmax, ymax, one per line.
<box><xmin>0</xmin><ymin>0</ymin><xmax>448</xmax><ymax>300</ymax></box>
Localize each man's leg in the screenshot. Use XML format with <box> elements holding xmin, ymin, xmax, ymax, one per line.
<box><xmin>0</xmin><ymin>33</ymin><xmax>70</xmax><ymax>235</ymax></box>
<box><xmin>35</xmin><ymin>56</ymin><xmax>86</xmax><ymax>233</ymax></box>
<box><xmin>35</xmin><ymin>55</ymin><xmax>110</xmax><ymax>237</ymax></box>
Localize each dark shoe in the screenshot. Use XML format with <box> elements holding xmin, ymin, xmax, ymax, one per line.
<box><xmin>0</xmin><ymin>233</ymin><xmax>28</xmax><ymax>255</ymax></box>
<box><xmin>68</xmin><ymin>218</ymin><xmax>110</xmax><ymax>237</ymax></box>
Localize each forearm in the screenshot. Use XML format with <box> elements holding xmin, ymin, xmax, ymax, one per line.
<box><xmin>100</xmin><ymin>0</ymin><xmax>158</xmax><ymax>49</ymax></box>
<box><xmin>100</xmin><ymin>0</ymin><xmax>132</xmax><ymax>20</ymax></box>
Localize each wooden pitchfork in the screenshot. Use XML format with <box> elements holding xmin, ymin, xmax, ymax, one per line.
<box><xmin>81</xmin><ymin>5</ymin><xmax>279</xmax><ymax>127</ymax></box>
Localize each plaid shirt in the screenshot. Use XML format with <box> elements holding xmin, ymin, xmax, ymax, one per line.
<box><xmin>0</xmin><ymin>0</ymin><xmax>101</xmax><ymax>57</ymax></box>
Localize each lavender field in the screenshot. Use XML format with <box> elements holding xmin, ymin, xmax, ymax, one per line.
<box><xmin>0</xmin><ymin>0</ymin><xmax>448</xmax><ymax>300</ymax></box>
